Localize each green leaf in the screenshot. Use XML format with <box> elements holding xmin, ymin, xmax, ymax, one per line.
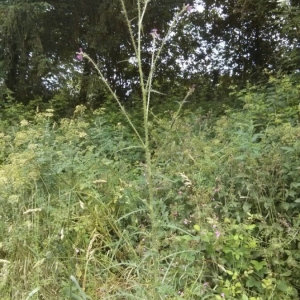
<box><xmin>245</xmin><ymin>224</ymin><xmax>256</xmax><ymax>230</ymax></box>
<box><xmin>234</xmin><ymin>155</ymin><xmax>246</xmax><ymax>160</ymax></box>
<box><xmin>280</xmin><ymin>270</ymin><xmax>292</xmax><ymax>277</ymax></box>
<box><xmin>194</xmin><ymin>224</ymin><xmax>200</xmax><ymax>232</ymax></box>
<box><xmin>280</xmin><ymin>146</ymin><xmax>295</xmax><ymax>153</ymax></box>
<box><xmin>281</xmin><ymin>202</ymin><xmax>291</xmax><ymax>210</ymax></box>
<box><xmin>290</xmin><ymin>182</ymin><xmax>300</xmax><ymax>188</ymax></box>
<box><xmin>180</xmin><ymin>235</ymin><xmax>193</xmax><ymax>242</ymax></box>
<box><xmin>276</xmin><ymin>280</ymin><xmax>288</xmax><ymax>292</ymax></box>
<box><xmin>246</xmin><ymin>276</ymin><xmax>257</xmax><ymax>288</ymax></box>
<box><xmin>242</xmin><ymin>294</ymin><xmax>248</xmax><ymax>300</ymax></box>
<box><xmin>222</xmin><ymin>246</ymin><xmax>232</xmax><ymax>254</ymax></box>
<box><xmin>243</xmin><ymin>202</ymin><xmax>252</xmax><ymax>212</ymax></box>
<box><xmin>235</xmin><ymin>253</ymin><xmax>241</xmax><ymax>260</ymax></box>
<box><xmin>251</xmin><ymin>260</ymin><xmax>266</xmax><ymax>271</ymax></box>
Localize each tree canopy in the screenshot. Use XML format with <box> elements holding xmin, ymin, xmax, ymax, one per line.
<box><xmin>0</xmin><ymin>0</ymin><xmax>299</xmax><ymax>108</ymax></box>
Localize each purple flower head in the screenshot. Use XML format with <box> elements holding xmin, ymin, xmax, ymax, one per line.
<box><xmin>76</xmin><ymin>54</ymin><xmax>83</xmax><ymax>61</ymax></box>
<box><xmin>215</xmin><ymin>230</ymin><xmax>221</xmax><ymax>239</ymax></box>
<box><xmin>76</xmin><ymin>48</ymin><xmax>83</xmax><ymax>61</ymax></box>
<box><xmin>186</xmin><ymin>4</ymin><xmax>194</xmax><ymax>13</ymax></box>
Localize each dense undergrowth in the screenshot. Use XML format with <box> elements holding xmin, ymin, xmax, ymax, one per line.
<box><xmin>0</xmin><ymin>75</ymin><xmax>300</xmax><ymax>299</ymax></box>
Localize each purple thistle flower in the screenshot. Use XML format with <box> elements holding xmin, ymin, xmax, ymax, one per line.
<box><xmin>215</xmin><ymin>230</ymin><xmax>221</xmax><ymax>238</ymax></box>
<box><xmin>76</xmin><ymin>54</ymin><xmax>83</xmax><ymax>61</ymax></box>
<box><xmin>76</xmin><ymin>48</ymin><xmax>83</xmax><ymax>61</ymax></box>
<box><xmin>186</xmin><ymin>3</ymin><xmax>194</xmax><ymax>13</ymax></box>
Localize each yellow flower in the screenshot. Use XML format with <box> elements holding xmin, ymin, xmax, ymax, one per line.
<box><xmin>20</xmin><ymin>119</ymin><xmax>29</xmax><ymax>127</ymax></box>
<box><xmin>79</xmin><ymin>132</ymin><xmax>87</xmax><ymax>138</ymax></box>
<box><xmin>74</xmin><ymin>105</ymin><xmax>87</xmax><ymax>115</ymax></box>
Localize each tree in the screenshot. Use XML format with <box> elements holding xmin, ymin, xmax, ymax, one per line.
<box><xmin>0</xmin><ymin>0</ymin><xmax>184</xmax><ymax>107</ymax></box>
<box><xmin>1</xmin><ymin>0</ymin><xmax>300</xmax><ymax>109</ymax></box>
<box><xmin>0</xmin><ymin>1</ymin><xmax>51</xmax><ymax>103</ymax></box>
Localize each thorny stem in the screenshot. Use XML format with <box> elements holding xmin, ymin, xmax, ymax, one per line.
<box><xmin>146</xmin><ymin>37</ymin><xmax>156</xmax><ymax>116</ymax></box>
<box><xmin>79</xmin><ymin>2</ymin><xmax>193</xmax><ymax>298</ymax></box>
<box><xmin>120</xmin><ymin>0</ymin><xmax>138</xmax><ymax>57</ymax></box>
<box><xmin>136</xmin><ymin>1</ymin><xmax>159</xmax><ymax>296</ymax></box>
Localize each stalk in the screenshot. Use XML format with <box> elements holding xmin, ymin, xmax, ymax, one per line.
<box><xmin>136</xmin><ymin>1</ymin><xmax>159</xmax><ymax>298</ymax></box>
<box><xmin>77</xmin><ymin>2</ymin><xmax>192</xmax><ymax>298</ymax></box>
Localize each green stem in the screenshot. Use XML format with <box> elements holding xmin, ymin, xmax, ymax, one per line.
<box><xmin>80</xmin><ymin>3</ymin><xmax>191</xmax><ymax>299</ymax></box>
<box><xmin>170</xmin><ymin>87</ymin><xmax>195</xmax><ymax>129</ymax></box>
<box><xmin>136</xmin><ymin>1</ymin><xmax>159</xmax><ymax>297</ymax></box>
<box><xmin>120</xmin><ymin>0</ymin><xmax>138</xmax><ymax>57</ymax></box>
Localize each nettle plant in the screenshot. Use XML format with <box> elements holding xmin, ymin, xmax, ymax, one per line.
<box><xmin>74</xmin><ymin>1</ymin><xmax>196</xmax><ymax>298</ymax></box>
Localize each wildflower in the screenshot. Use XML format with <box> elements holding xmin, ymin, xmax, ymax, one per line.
<box><xmin>74</xmin><ymin>104</ymin><xmax>87</xmax><ymax>115</ymax></box>
<box><xmin>76</xmin><ymin>53</ymin><xmax>83</xmax><ymax>60</ymax></box>
<box><xmin>186</xmin><ymin>3</ymin><xmax>194</xmax><ymax>13</ymax></box>
<box><xmin>8</xmin><ymin>195</ymin><xmax>20</xmax><ymax>204</ymax></box>
<box><xmin>215</xmin><ymin>230</ymin><xmax>221</xmax><ymax>238</ymax></box>
<box><xmin>78</xmin><ymin>131</ymin><xmax>87</xmax><ymax>138</ymax></box>
<box><xmin>221</xmin><ymin>293</ymin><xmax>225</xmax><ymax>298</ymax></box>
<box><xmin>44</xmin><ymin>111</ymin><xmax>54</xmax><ymax>117</ymax></box>
<box><xmin>76</xmin><ymin>48</ymin><xmax>83</xmax><ymax>61</ymax></box>
<box><xmin>150</xmin><ymin>28</ymin><xmax>159</xmax><ymax>38</ymax></box>
<box><xmin>183</xmin><ymin>218</ymin><xmax>189</xmax><ymax>225</ymax></box>
<box><xmin>20</xmin><ymin>119</ymin><xmax>29</xmax><ymax>127</ymax></box>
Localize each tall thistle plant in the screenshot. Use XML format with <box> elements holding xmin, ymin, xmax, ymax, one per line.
<box><xmin>76</xmin><ymin>1</ymin><xmax>195</xmax><ymax>297</ymax></box>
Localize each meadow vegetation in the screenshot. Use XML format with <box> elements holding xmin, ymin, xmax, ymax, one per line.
<box><xmin>1</xmin><ymin>73</ymin><xmax>300</xmax><ymax>299</ymax></box>
<box><xmin>1</xmin><ymin>1</ymin><xmax>300</xmax><ymax>299</ymax></box>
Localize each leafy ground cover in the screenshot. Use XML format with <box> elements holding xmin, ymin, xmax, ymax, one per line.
<box><xmin>0</xmin><ymin>75</ymin><xmax>300</xmax><ymax>299</ymax></box>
